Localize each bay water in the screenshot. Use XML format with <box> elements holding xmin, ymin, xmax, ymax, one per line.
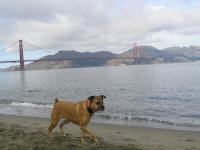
<box><xmin>0</xmin><ymin>62</ymin><xmax>200</xmax><ymax>131</ymax></box>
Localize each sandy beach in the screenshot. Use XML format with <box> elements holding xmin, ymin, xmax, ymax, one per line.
<box><xmin>0</xmin><ymin>115</ymin><xmax>200</xmax><ymax>150</ymax></box>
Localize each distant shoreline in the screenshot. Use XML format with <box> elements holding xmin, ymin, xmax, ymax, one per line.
<box><xmin>1</xmin><ymin>60</ymin><xmax>200</xmax><ymax>72</ymax></box>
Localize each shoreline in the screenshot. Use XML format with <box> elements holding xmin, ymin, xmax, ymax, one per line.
<box><xmin>1</xmin><ymin>113</ymin><xmax>200</xmax><ymax>132</ymax></box>
<box><xmin>0</xmin><ymin>114</ymin><xmax>200</xmax><ymax>150</ymax></box>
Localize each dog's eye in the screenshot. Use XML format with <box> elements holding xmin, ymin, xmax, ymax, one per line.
<box><xmin>96</xmin><ymin>102</ymin><xmax>100</xmax><ymax>105</ymax></box>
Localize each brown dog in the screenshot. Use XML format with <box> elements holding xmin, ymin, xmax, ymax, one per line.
<box><xmin>48</xmin><ymin>95</ymin><xmax>106</xmax><ymax>144</ymax></box>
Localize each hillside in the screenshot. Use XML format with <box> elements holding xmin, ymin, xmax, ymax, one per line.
<box><xmin>25</xmin><ymin>50</ymin><xmax>116</xmax><ymax>70</ymax></box>
<box><xmin>106</xmin><ymin>46</ymin><xmax>190</xmax><ymax>66</ymax></box>
<box><xmin>163</xmin><ymin>46</ymin><xmax>200</xmax><ymax>61</ymax></box>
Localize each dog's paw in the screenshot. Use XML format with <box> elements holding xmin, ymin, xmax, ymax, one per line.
<box><xmin>50</xmin><ymin>134</ymin><xmax>54</xmax><ymax>138</ymax></box>
<box><xmin>94</xmin><ymin>139</ymin><xmax>100</xmax><ymax>144</ymax></box>
<box><xmin>81</xmin><ymin>138</ymin><xmax>87</xmax><ymax>144</ymax></box>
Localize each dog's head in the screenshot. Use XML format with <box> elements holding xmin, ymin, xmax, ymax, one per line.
<box><xmin>88</xmin><ymin>95</ymin><xmax>106</xmax><ymax>113</ymax></box>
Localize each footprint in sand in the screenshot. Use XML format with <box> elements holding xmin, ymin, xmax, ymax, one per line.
<box><xmin>122</xmin><ymin>138</ymin><xmax>132</xmax><ymax>142</ymax></box>
<box><xmin>185</xmin><ymin>139</ymin><xmax>195</xmax><ymax>142</ymax></box>
<box><xmin>34</xmin><ymin>123</ymin><xmax>40</xmax><ymax>125</ymax></box>
<box><xmin>0</xmin><ymin>127</ymin><xmax>6</xmax><ymax>132</ymax></box>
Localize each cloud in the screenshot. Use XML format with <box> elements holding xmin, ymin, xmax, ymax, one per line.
<box><xmin>1</xmin><ymin>0</ymin><xmax>200</xmax><ymax>53</ymax></box>
<box><xmin>0</xmin><ymin>0</ymin><xmax>64</xmax><ymax>20</ymax></box>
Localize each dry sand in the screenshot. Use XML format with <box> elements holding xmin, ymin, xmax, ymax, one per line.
<box><xmin>0</xmin><ymin>115</ymin><xmax>200</xmax><ymax>150</ymax></box>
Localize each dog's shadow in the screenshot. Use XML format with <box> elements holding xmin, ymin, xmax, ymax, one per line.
<box><xmin>52</xmin><ymin>132</ymin><xmax>105</xmax><ymax>145</ymax></box>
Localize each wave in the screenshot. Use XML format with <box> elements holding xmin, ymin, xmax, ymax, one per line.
<box><xmin>94</xmin><ymin>114</ymin><xmax>200</xmax><ymax>128</ymax></box>
<box><xmin>26</xmin><ymin>89</ymin><xmax>42</xmax><ymax>93</ymax></box>
<box><xmin>0</xmin><ymin>99</ymin><xmax>15</xmax><ymax>105</ymax></box>
<box><xmin>181</xmin><ymin>114</ymin><xmax>200</xmax><ymax>119</ymax></box>
<box><xmin>148</xmin><ymin>96</ymin><xmax>192</xmax><ymax>102</ymax></box>
<box><xmin>1</xmin><ymin>101</ymin><xmax>200</xmax><ymax>129</ymax></box>
<box><xmin>0</xmin><ymin>101</ymin><xmax>53</xmax><ymax>109</ymax></box>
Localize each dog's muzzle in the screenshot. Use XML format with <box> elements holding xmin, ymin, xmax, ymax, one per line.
<box><xmin>97</xmin><ymin>105</ymin><xmax>105</xmax><ymax>111</ymax></box>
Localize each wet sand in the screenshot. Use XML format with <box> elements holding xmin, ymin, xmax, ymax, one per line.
<box><xmin>0</xmin><ymin>115</ymin><xmax>200</xmax><ymax>150</ymax></box>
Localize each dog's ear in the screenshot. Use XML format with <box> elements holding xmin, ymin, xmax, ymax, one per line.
<box><xmin>99</xmin><ymin>95</ymin><xmax>107</xmax><ymax>99</ymax></box>
<box><xmin>88</xmin><ymin>96</ymin><xmax>95</xmax><ymax>103</ymax></box>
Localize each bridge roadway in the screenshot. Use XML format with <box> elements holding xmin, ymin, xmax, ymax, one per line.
<box><xmin>0</xmin><ymin>56</ymin><xmax>134</xmax><ymax>64</ymax></box>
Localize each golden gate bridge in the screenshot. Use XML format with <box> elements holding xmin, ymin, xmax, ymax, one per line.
<box><xmin>0</xmin><ymin>40</ymin><xmax>138</xmax><ymax>70</ymax></box>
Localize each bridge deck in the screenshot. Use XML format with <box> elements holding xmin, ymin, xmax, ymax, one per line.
<box><xmin>0</xmin><ymin>56</ymin><xmax>134</xmax><ymax>64</ymax></box>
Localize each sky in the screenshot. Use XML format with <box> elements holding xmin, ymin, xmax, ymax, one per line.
<box><xmin>0</xmin><ymin>0</ymin><xmax>200</xmax><ymax>68</ymax></box>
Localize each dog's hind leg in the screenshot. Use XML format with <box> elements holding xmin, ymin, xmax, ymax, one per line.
<box><xmin>48</xmin><ymin>110</ymin><xmax>60</xmax><ymax>137</ymax></box>
<box><xmin>48</xmin><ymin>118</ymin><xmax>60</xmax><ymax>137</ymax></box>
<box><xmin>59</xmin><ymin>119</ymin><xmax>70</xmax><ymax>136</ymax></box>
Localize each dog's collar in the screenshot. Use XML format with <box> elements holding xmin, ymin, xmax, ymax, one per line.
<box><xmin>86</xmin><ymin>101</ymin><xmax>94</xmax><ymax>116</ymax></box>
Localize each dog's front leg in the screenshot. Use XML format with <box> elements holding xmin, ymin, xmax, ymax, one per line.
<box><xmin>80</xmin><ymin>125</ymin><xmax>99</xmax><ymax>144</ymax></box>
<box><xmin>85</xmin><ymin>127</ymin><xmax>99</xmax><ymax>144</ymax></box>
<box><xmin>80</xmin><ymin>125</ymin><xmax>87</xmax><ymax>144</ymax></box>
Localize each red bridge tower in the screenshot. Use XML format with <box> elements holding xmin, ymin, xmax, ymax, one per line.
<box><xmin>133</xmin><ymin>43</ymin><xmax>138</xmax><ymax>65</ymax></box>
<box><xmin>19</xmin><ymin>40</ymin><xmax>24</xmax><ymax>70</ymax></box>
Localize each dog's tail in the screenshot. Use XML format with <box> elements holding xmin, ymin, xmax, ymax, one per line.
<box><xmin>54</xmin><ymin>98</ymin><xmax>59</xmax><ymax>105</ymax></box>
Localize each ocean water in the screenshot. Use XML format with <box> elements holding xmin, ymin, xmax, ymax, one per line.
<box><xmin>0</xmin><ymin>62</ymin><xmax>200</xmax><ymax>131</ymax></box>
